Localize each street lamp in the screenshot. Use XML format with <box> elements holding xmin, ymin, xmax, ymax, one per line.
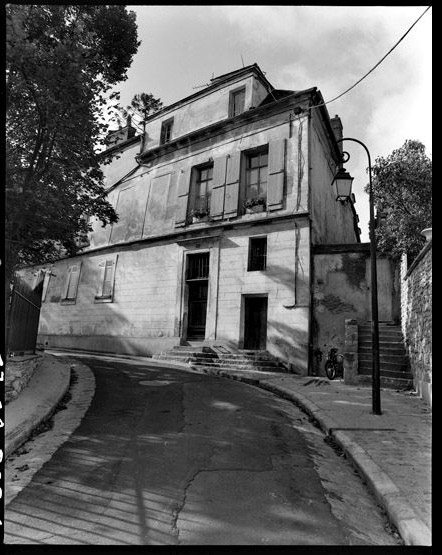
<box><xmin>331</xmin><ymin>137</ymin><xmax>381</xmax><ymax>415</ymax></box>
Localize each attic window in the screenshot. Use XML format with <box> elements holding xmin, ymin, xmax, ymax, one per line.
<box><xmin>160</xmin><ymin>118</ymin><xmax>174</xmax><ymax>144</ymax></box>
<box><xmin>229</xmin><ymin>87</ymin><xmax>246</xmax><ymax>117</ymax></box>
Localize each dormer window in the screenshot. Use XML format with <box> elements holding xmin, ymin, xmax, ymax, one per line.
<box><xmin>229</xmin><ymin>87</ymin><xmax>246</xmax><ymax>117</ymax></box>
<box><xmin>160</xmin><ymin>118</ymin><xmax>174</xmax><ymax>144</ymax></box>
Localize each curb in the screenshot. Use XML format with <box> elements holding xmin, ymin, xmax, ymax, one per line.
<box><xmin>5</xmin><ymin>355</ymin><xmax>71</xmax><ymax>459</ymax></box>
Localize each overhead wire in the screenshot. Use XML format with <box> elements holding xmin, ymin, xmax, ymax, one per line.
<box><xmin>310</xmin><ymin>5</ymin><xmax>432</xmax><ymax>110</ymax></box>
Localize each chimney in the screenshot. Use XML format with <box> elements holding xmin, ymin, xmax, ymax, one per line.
<box><xmin>330</xmin><ymin>114</ymin><xmax>343</xmax><ymax>153</ymax></box>
<box><xmin>105</xmin><ymin>115</ymin><xmax>136</xmax><ymax>148</ymax></box>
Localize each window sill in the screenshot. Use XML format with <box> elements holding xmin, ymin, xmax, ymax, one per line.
<box><xmin>61</xmin><ymin>298</ymin><xmax>77</xmax><ymax>305</ymax></box>
<box><xmin>94</xmin><ymin>295</ymin><xmax>113</xmax><ymax>304</ymax></box>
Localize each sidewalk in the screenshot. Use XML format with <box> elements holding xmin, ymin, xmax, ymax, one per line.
<box><xmin>5</xmin><ymin>354</ymin><xmax>71</xmax><ymax>459</ymax></box>
<box><xmin>5</xmin><ymin>350</ymin><xmax>431</xmax><ymax>546</ymax></box>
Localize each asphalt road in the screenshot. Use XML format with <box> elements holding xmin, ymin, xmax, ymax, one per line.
<box><xmin>4</xmin><ymin>356</ymin><xmax>400</xmax><ymax>545</ymax></box>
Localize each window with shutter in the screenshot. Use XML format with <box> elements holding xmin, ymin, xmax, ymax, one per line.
<box><xmin>242</xmin><ymin>147</ymin><xmax>269</xmax><ymax>213</ymax></box>
<box><xmin>61</xmin><ymin>262</ymin><xmax>82</xmax><ymax>304</ymax></box>
<box><xmin>95</xmin><ymin>255</ymin><xmax>118</xmax><ymax>303</ymax></box>
<box><xmin>188</xmin><ymin>163</ymin><xmax>213</xmax><ymax>223</ymax></box>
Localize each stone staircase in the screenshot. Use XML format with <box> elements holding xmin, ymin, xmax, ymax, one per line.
<box><xmin>358</xmin><ymin>323</ymin><xmax>413</xmax><ymax>389</ymax></box>
<box><xmin>153</xmin><ymin>343</ymin><xmax>288</xmax><ymax>374</ymax></box>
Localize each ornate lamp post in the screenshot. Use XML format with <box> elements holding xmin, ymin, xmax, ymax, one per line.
<box><xmin>332</xmin><ymin>138</ymin><xmax>381</xmax><ymax>415</ymax></box>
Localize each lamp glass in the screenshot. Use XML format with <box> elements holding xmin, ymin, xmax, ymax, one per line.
<box><xmin>333</xmin><ymin>169</ymin><xmax>354</xmax><ymax>201</ymax></box>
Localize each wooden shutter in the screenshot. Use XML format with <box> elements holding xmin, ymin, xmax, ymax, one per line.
<box><xmin>224</xmin><ymin>152</ymin><xmax>241</xmax><ymax>218</ymax></box>
<box><xmin>97</xmin><ymin>256</ymin><xmax>117</xmax><ymax>299</ymax></box>
<box><xmin>267</xmin><ymin>139</ymin><xmax>286</xmax><ymax>211</ymax></box>
<box><xmin>64</xmin><ymin>262</ymin><xmax>82</xmax><ymax>300</ymax></box>
<box><xmin>42</xmin><ymin>270</ymin><xmax>51</xmax><ymax>302</ymax></box>
<box><xmin>209</xmin><ymin>156</ymin><xmax>227</xmax><ymax>220</ymax></box>
<box><xmin>97</xmin><ymin>261</ymin><xmax>106</xmax><ymax>297</ymax></box>
<box><xmin>175</xmin><ymin>168</ymin><xmax>192</xmax><ymax>227</ymax></box>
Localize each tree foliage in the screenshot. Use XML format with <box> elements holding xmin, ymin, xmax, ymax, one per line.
<box><xmin>6</xmin><ymin>4</ymin><xmax>140</xmax><ymax>280</ymax></box>
<box><xmin>368</xmin><ymin>140</ymin><xmax>432</xmax><ymax>262</ymax></box>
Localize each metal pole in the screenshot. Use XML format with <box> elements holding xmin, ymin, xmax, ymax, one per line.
<box><xmin>336</xmin><ymin>137</ymin><xmax>381</xmax><ymax>415</ymax></box>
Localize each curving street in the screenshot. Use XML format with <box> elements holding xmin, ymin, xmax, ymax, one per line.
<box><xmin>5</xmin><ymin>356</ymin><xmax>399</xmax><ymax>545</ymax></box>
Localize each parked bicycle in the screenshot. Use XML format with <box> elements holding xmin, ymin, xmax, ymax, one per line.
<box><xmin>325</xmin><ymin>348</ymin><xmax>344</xmax><ymax>380</ymax></box>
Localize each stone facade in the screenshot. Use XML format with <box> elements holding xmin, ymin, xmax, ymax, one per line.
<box><xmin>18</xmin><ymin>64</ymin><xmax>360</xmax><ymax>375</ymax></box>
<box><xmin>400</xmin><ymin>240</ymin><xmax>432</xmax><ymax>407</ymax></box>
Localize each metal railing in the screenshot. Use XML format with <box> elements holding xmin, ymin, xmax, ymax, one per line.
<box><xmin>6</xmin><ymin>275</ymin><xmax>43</xmax><ymax>355</ymax></box>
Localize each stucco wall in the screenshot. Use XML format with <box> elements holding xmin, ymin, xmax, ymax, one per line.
<box><xmin>142</xmin><ymin>75</ymin><xmax>269</xmax><ymax>151</ymax></box>
<box><xmin>35</xmin><ymin>219</ymin><xmax>310</xmax><ymax>373</ymax></box>
<box><xmin>309</xmin><ymin>113</ymin><xmax>359</xmax><ymax>245</ymax></box>
<box><xmin>86</xmin><ymin>109</ymin><xmax>310</xmax><ymax>252</ymax></box>
<box><xmin>312</xmin><ymin>247</ymin><xmax>400</xmax><ymax>376</ymax></box>
<box><xmin>100</xmin><ymin>140</ymin><xmax>141</xmax><ymax>190</ymax></box>
<box><xmin>400</xmin><ymin>244</ymin><xmax>432</xmax><ymax>407</ymax></box>
<box><xmin>215</xmin><ymin>219</ymin><xmax>310</xmax><ymax>373</ymax></box>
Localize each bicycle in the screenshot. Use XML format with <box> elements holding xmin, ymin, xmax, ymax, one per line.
<box><xmin>324</xmin><ymin>348</ymin><xmax>344</xmax><ymax>380</ymax></box>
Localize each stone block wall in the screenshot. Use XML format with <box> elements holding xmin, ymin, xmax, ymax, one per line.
<box><xmin>400</xmin><ymin>240</ymin><xmax>432</xmax><ymax>407</ymax></box>
<box><xmin>5</xmin><ymin>353</ymin><xmax>43</xmax><ymax>404</ymax></box>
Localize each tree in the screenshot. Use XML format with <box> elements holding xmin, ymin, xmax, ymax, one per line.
<box><xmin>5</xmin><ymin>5</ymin><xmax>140</xmax><ymax>286</ymax></box>
<box><xmin>368</xmin><ymin>140</ymin><xmax>432</xmax><ymax>262</ymax></box>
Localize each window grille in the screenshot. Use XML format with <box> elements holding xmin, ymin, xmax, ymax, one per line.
<box><xmin>187</xmin><ymin>252</ymin><xmax>210</xmax><ymax>280</ymax></box>
<box><xmin>248</xmin><ymin>237</ymin><xmax>267</xmax><ymax>271</ymax></box>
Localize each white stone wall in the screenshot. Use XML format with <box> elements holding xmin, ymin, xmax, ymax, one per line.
<box><xmin>36</xmin><ymin>219</ymin><xmax>310</xmax><ymax>372</ymax></box>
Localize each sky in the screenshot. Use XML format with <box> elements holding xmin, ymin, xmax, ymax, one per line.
<box><xmin>114</xmin><ymin>5</ymin><xmax>432</xmax><ymax>241</ymax></box>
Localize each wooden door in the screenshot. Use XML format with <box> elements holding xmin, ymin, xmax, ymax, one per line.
<box><xmin>244</xmin><ymin>297</ymin><xmax>268</xmax><ymax>350</ymax></box>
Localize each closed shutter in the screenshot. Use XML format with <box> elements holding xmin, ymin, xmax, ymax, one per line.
<box><xmin>64</xmin><ymin>262</ymin><xmax>82</xmax><ymax>300</ymax></box>
<box><xmin>42</xmin><ymin>270</ymin><xmax>51</xmax><ymax>301</ymax></box>
<box><xmin>97</xmin><ymin>256</ymin><xmax>118</xmax><ymax>300</ymax></box>
<box><xmin>209</xmin><ymin>156</ymin><xmax>227</xmax><ymax>220</ymax></box>
<box><xmin>224</xmin><ymin>152</ymin><xmax>241</xmax><ymax>218</ymax></box>
<box><xmin>174</xmin><ymin>168</ymin><xmax>192</xmax><ymax>227</ymax></box>
<box><xmin>267</xmin><ymin>139</ymin><xmax>286</xmax><ymax>211</ymax></box>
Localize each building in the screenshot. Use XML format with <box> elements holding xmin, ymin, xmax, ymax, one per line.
<box><xmin>26</xmin><ymin>64</ymin><xmax>361</xmax><ymax>375</ymax></box>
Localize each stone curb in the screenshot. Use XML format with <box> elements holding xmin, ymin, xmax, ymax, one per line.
<box><xmin>5</xmin><ymin>355</ymin><xmax>71</xmax><ymax>459</ymax></box>
<box><xmin>44</xmin><ymin>350</ymin><xmax>431</xmax><ymax>545</ymax></box>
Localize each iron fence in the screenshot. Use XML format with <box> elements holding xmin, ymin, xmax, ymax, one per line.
<box><xmin>6</xmin><ymin>275</ymin><xmax>43</xmax><ymax>355</ymax></box>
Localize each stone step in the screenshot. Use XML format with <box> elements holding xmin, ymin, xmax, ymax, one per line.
<box><xmin>358</xmin><ymin>361</ymin><xmax>410</xmax><ymax>375</ymax></box>
<box><xmin>358</xmin><ymin>374</ymin><xmax>414</xmax><ymax>389</ymax></box>
<box><xmin>217</xmin><ymin>357</ymin><xmax>281</xmax><ymax>366</ymax></box>
<box><xmin>170</xmin><ymin>350</ymin><xmax>215</xmax><ymax>358</ymax></box>
<box><xmin>359</xmin><ymin>353</ymin><xmax>407</xmax><ymax>364</ymax></box>
<box><xmin>217</xmin><ymin>354</ymin><xmax>276</xmax><ymax>362</ymax></box>
<box><xmin>359</xmin><ymin>344</ymin><xmax>405</xmax><ymax>355</ymax></box>
<box><xmin>359</xmin><ymin>332</ymin><xmax>404</xmax><ymax>342</ymax></box>
<box><xmin>358</xmin><ymin>365</ymin><xmax>413</xmax><ymax>379</ymax></box>
<box><xmin>172</xmin><ymin>346</ymin><xmax>214</xmax><ymax>354</ymax></box>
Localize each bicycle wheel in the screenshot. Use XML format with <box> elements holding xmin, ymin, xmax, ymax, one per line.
<box><xmin>325</xmin><ymin>361</ymin><xmax>337</xmax><ymax>380</ymax></box>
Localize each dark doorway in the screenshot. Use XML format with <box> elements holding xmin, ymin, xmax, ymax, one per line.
<box><xmin>187</xmin><ymin>282</ymin><xmax>208</xmax><ymax>339</ymax></box>
<box><xmin>244</xmin><ymin>296</ymin><xmax>268</xmax><ymax>350</ymax></box>
<box><xmin>186</xmin><ymin>252</ymin><xmax>210</xmax><ymax>340</ymax></box>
